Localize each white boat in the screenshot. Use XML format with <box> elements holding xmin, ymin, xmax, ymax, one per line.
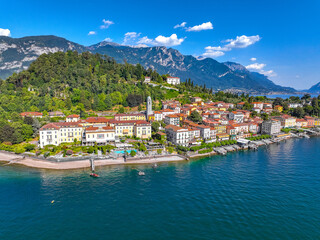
<box><xmin>138</xmin><ymin>171</ymin><xmax>145</xmax><ymax>176</ymax></box>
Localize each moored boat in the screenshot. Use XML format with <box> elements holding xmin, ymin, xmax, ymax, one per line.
<box><xmin>90</xmin><ymin>173</ymin><xmax>100</xmax><ymax>178</ymax></box>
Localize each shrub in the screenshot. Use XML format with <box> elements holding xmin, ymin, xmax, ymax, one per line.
<box><xmin>44</xmin><ymin>152</ymin><xmax>50</xmax><ymax>158</ymax></box>
<box><xmin>130</xmin><ymin>150</ymin><xmax>136</xmax><ymax>157</ymax></box>
<box><xmin>87</xmin><ymin>146</ymin><xmax>94</xmax><ymax>154</ymax></box>
<box><xmin>25</xmin><ymin>144</ymin><xmax>36</xmax><ymax>152</ymax></box>
<box><xmin>157</xmin><ymin>149</ymin><xmax>162</xmax><ymax>155</ymax></box>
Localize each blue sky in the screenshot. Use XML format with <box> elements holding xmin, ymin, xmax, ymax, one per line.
<box><xmin>1</xmin><ymin>0</ymin><xmax>320</xmax><ymax>89</ymax></box>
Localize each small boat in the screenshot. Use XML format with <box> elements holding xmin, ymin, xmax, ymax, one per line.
<box><xmin>90</xmin><ymin>173</ymin><xmax>100</xmax><ymax>178</ymax></box>
<box><xmin>138</xmin><ymin>171</ymin><xmax>145</xmax><ymax>176</ymax></box>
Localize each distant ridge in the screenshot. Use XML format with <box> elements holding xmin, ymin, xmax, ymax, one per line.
<box><xmin>0</xmin><ymin>35</ymin><xmax>297</xmax><ymax>94</ymax></box>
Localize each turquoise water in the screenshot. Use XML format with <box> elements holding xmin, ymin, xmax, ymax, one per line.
<box><xmin>1</xmin><ymin>138</ymin><xmax>320</xmax><ymax>239</ymax></box>
<box><xmin>115</xmin><ymin>149</ymin><xmax>136</xmax><ymax>154</ymax></box>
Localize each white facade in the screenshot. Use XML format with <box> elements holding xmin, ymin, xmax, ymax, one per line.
<box><xmin>261</xmin><ymin>120</ymin><xmax>281</xmax><ymax>135</ymax></box>
<box><xmin>165</xmin><ymin>125</ymin><xmax>189</xmax><ymax>146</ymax></box>
<box><xmin>166</xmin><ymin>77</ymin><xmax>180</xmax><ymax>85</ymax></box>
<box><xmin>164</xmin><ymin>115</ymin><xmax>180</xmax><ymax>126</ymax></box>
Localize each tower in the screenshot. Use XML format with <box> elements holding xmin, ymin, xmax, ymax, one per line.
<box><xmin>146</xmin><ymin>96</ymin><xmax>153</xmax><ymax>117</ymax></box>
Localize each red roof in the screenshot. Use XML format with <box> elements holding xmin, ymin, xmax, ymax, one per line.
<box><xmin>20</xmin><ymin>112</ymin><xmax>43</xmax><ymax>116</ymax></box>
<box><xmin>67</xmin><ymin>114</ymin><xmax>80</xmax><ymax>118</ymax></box>
<box><xmin>86</xmin><ymin>117</ymin><xmax>109</xmax><ymax>123</ymax></box>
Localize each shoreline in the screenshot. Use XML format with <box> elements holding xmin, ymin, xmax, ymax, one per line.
<box><xmin>0</xmin><ymin>151</ymin><xmax>187</xmax><ymax>170</ymax></box>
<box><xmin>0</xmin><ymin>134</ymin><xmax>308</xmax><ymax>170</ymax></box>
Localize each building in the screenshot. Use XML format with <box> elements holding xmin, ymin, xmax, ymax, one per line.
<box><xmin>288</xmin><ymin>103</ymin><xmax>303</xmax><ymax>109</ymax></box>
<box><xmin>228</xmin><ymin>111</ymin><xmax>244</xmax><ymax>123</ymax></box>
<box><xmin>166</xmin><ymin>76</ymin><xmax>180</xmax><ymax>85</ymax></box>
<box><xmin>144</xmin><ymin>76</ymin><xmax>151</xmax><ymax>83</ymax></box>
<box><xmin>20</xmin><ymin>112</ymin><xmax>43</xmax><ymax>118</ymax></box>
<box><xmin>252</xmin><ymin>102</ymin><xmax>264</xmax><ymax>110</ymax></box>
<box><xmin>197</xmin><ymin>125</ymin><xmax>211</xmax><ymax>139</ymax></box>
<box><xmin>274</xmin><ymin>105</ymin><xmax>283</xmax><ymax>112</ymax></box>
<box><xmin>165</xmin><ymin>125</ymin><xmax>189</xmax><ymax>146</ymax></box>
<box><xmin>114</xmin><ymin>113</ymin><xmax>146</xmax><ymax>121</ymax></box>
<box><xmin>134</xmin><ymin>121</ymin><xmax>152</xmax><ymax>139</ymax></box>
<box><xmin>39</xmin><ymin>122</ymin><xmax>83</xmax><ymax>148</ymax></box>
<box><xmin>261</xmin><ymin>120</ymin><xmax>281</xmax><ymax>135</ymax></box>
<box><xmin>82</xmin><ymin>126</ymin><xmax>115</xmax><ymax>146</ymax></box>
<box><xmin>113</xmin><ymin>121</ymin><xmax>135</xmax><ymax>137</ymax></box>
<box><xmin>274</xmin><ymin>115</ymin><xmax>296</xmax><ymax>128</ymax></box>
<box><xmin>191</xmin><ymin>97</ymin><xmax>202</xmax><ymax>103</ymax></box>
<box><xmin>164</xmin><ymin>114</ymin><xmax>180</xmax><ymax>126</ymax></box>
<box><xmin>66</xmin><ymin>114</ymin><xmax>80</xmax><ymax>122</ymax></box>
<box><xmin>146</xmin><ymin>96</ymin><xmax>153</xmax><ymax>117</ymax></box>
<box><xmin>48</xmin><ymin>111</ymin><xmax>65</xmax><ymax>118</ymax></box>
<box><xmin>154</xmin><ymin>111</ymin><xmax>163</xmax><ymax>121</ymax></box>
<box><xmin>304</xmin><ymin>116</ymin><xmax>315</xmax><ymax>127</ymax></box>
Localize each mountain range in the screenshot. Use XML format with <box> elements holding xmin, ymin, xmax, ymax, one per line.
<box><xmin>0</xmin><ymin>35</ymin><xmax>298</xmax><ymax>94</ymax></box>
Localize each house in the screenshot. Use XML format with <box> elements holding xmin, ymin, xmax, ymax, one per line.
<box><xmin>166</xmin><ymin>76</ymin><xmax>180</xmax><ymax>85</ymax></box>
<box><xmin>113</xmin><ymin>121</ymin><xmax>135</xmax><ymax>137</ymax></box>
<box><xmin>188</xmin><ymin>128</ymin><xmax>201</xmax><ymax>140</ymax></box>
<box><xmin>191</xmin><ymin>97</ymin><xmax>202</xmax><ymax>103</ymax></box>
<box><xmin>82</xmin><ymin>126</ymin><xmax>115</xmax><ymax>146</ymax></box>
<box><xmin>160</xmin><ymin>109</ymin><xmax>175</xmax><ymax>117</ymax></box>
<box><xmin>154</xmin><ymin>111</ymin><xmax>163</xmax><ymax>121</ymax></box>
<box><xmin>288</xmin><ymin>103</ymin><xmax>303</xmax><ymax>109</ymax></box>
<box><xmin>164</xmin><ymin>114</ymin><xmax>180</xmax><ymax>126</ymax></box>
<box><xmin>165</xmin><ymin>125</ymin><xmax>189</xmax><ymax>146</ymax></box>
<box><xmin>274</xmin><ymin>105</ymin><xmax>283</xmax><ymax>112</ymax></box>
<box><xmin>228</xmin><ymin>111</ymin><xmax>244</xmax><ymax>123</ymax></box>
<box><xmin>296</xmin><ymin>119</ymin><xmax>308</xmax><ymax>128</ymax></box>
<box><xmin>144</xmin><ymin>76</ymin><xmax>151</xmax><ymax>83</ymax></box>
<box><xmin>48</xmin><ymin>111</ymin><xmax>65</xmax><ymax>118</ymax></box>
<box><xmin>261</xmin><ymin>120</ymin><xmax>281</xmax><ymax>135</ymax></box>
<box><xmin>114</xmin><ymin>113</ymin><xmax>146</xmax><ymax>121</ymax></box>
<box><xmin>274</xmin><ymin>115</ymin><xmax>296</xmax><ymax>128</ymax></box>
<box><xmin>304</xmin><ymin>116</ymin><xmax>315</xmax><ymax>127</ymax></box>
<box><xmin>20</xmin><ymin>112</ymin><xmax>43</xmax><ymax>118</ymax></box>
<box><xmin>262</xmin><ymin>107</ymin><xmax>273</xmax><ymax>114</ymax></box>
<box><xmin>134</xmin><ymin>121</ymin><xmax>152</xmax><ymax>139</ymax></box>
<box><xmin>196</xmin><ymin>125</ymin><xmax>211</xmax><ymax>139</ymax></box>
<box><xmin>66</xmin><ymin>114</ymin><xmax>80</xmax><ymax>122</ymax></box>
<box><xmin>237</xmin><ymin>102</ymin><xmax>245</xmax><ymax>109</ymax></box>
<box><xmin>39</xmin><ymin>122</ymin><xmax>83</xmax><ymax>148</ymax></box>
<box><xmin>252</xmin><ymin>102</ymin><xmax>264</xmax><ymax>110</ymax></box>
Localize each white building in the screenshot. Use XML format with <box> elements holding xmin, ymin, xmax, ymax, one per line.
<box><xmin>144</xmin><ymin>76</ymin><xmax>151</xmax><ymax>83</ymax></box>
<box><xmin>165</xmin><ymin>125</ymin><xmax>189</xmax><ymax>146</ymax></box>
<box><xmin>261</xmin><ymin>120</ymin><xmax>281</xmax><ymax>135</ymax></box>
<box><xmin>197</xmin><ymin>125</ymin><xmax>211</xmax><ymax>139</ymax></box>
<box><xmin>228</xmin><ymin>111</ymin><xmax>244</xmax><ymax>123</ymax></box>
<box><xmin>82</xmin><ymin>126</ymin><xmax>115</xmax><ymax>146</ymax></box>
<box><xmin>164</xmin><ymin>114</ymin><xmax>180</xmax><ymax>126</ymax></box>
<box><xmin>166</xmin><ymin>76</ymin><xmax>180</xmax><ymax>85</ymax></box>
<box><xmin>66</xmin><ymin>114</ymin><xmax>80</xmax><ymax>122</ymax></box>
<box><xmin>39</xmin><ymin>122</ymin><xmax>83</xmax><ymax>148</ymax></box>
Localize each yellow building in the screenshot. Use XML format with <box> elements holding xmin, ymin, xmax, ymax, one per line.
<box><xmin>114</xmin><ymin>113</ymin><xmax>146</xmax><ymax>121</ymax></box>
<box><xmin>114</xmin><ymin>121</ymin><xmax>135</xmax><ymax>137</ymax></box>
<box><xmin>274</xmin><ymin>105</ymin><xmax>283</xmax><ymax>112</ymax></box>
<box><xmin>134</xmin><ymin>121</ymin><xmax>152</xmax><ymax>139</ymax></box>
<box><xmin>215</xmin><ymin>125</ymin><xmax>227</xmax><ymax>134</ymax></box>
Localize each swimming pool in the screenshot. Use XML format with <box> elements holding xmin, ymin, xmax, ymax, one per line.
<box><xmin>115</xmin><ymin>150</ymin><xmax>137</xmax><ymax>154</ymax></box>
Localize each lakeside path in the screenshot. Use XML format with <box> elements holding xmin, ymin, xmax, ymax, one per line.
<box><xmin>0</xmin><ymin>152</ymin><xmax>186</xmax><ymax>170</ymax></box>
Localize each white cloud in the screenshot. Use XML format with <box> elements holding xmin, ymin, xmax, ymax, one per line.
<box><xmin>186</xmin><ymin>22</ymin><xmax>213</xmax><ymax>32</ymax></box>
<box><xmin>103</xmin><ymin>37</ymin><xmax>113</xmax><ymax>42</ymax></box>
<box><xmin>250</xmin><ymin>57</ymin><xmax>257</xmax><ymax>61</ymax></box>
<box><xmin>246</xmin><ymin>63</ymin><xmax>266</xmax><ymax>70</ymax></box>
<box><xmin>88</xmin><ymin>31</ymin><xmax>97</xmax><ymax>35</ymax></box>
<box><xmin>201</xmin><ymin>35</ymin><xmax>261</xmax><ymax>59</ymax></box>
<box><xmin>246</xmin><ymin>62</ymin><xmax>277</xmax><ymax>77</ymax></box>
<box><xmin>138</xmin><ymin>34</ymin><xmax>185</xmax><ymax>47</ymax></box>
<box><xmin>123</xmin><ymin>32</ymin><xmax>141</xmax><ymax>45</ymax></box>
<box><xmin>203</xmin><ymin>50</ymin><xmax>225</xmax><ymax>58</ymax></box>
<box><xmin>0</xmin><ymin>28</ymin><xmax>11</xmax><ymax>37</ymax></box>
<box><xmin>100</xmin><ymin>19</ymin><xmax>114</xmax><ymax>29</ymax></box>
<box><xmin>174</xmin><ymin>22</ymin><xmax>187</xmax><ymax>29</ymax></box>
<box><xmin>225</xmin><ymin>35</ymin><xmax>261</xmax><ymax>49</ymax></box>
<box><xmin>260</xmin><ymin>69</ymin><xmax>277</xmax><ymax>77</ymax></box>
<box><xmin>154</xmin><ymin>34</ymin><xmax>185</xmax><ymax>46</ymax></box>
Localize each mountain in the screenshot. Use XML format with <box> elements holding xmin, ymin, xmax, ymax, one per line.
<box><xmin>223</xmin><ymin>62</ymin><xmax>296</xmax><ymax>93</ymax></box>
<box><xmin>0</xmin><ymin>35</ymin><xmax>296</xmax><ymax>94</ymax></box>
<box><xmin>0</xmin><ymin>35</ymin><xmax>86</xmax><ymax>79</ymax></box>
<box><xmin>307</xmin><ymin>82</ymin><xmax>320</xmax><ymax>94</ymax></box>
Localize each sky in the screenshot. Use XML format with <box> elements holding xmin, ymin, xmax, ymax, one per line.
<box><xmin>1</xmin><ymin>0</ymin><xmax>320</xmax><ymax>89</ymax></box>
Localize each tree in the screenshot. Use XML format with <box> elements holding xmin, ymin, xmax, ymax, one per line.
<box><xmin>130</xmin><ymin>150</ymin><xmax>136</xmax><ymax>157</ymax></box>
<box><xmin>151</xmin><ymin>121</ymin><xmax>160</xmax><ymax>133</ymax></box>
<box><xmin>292</xmin><ymin>107</ymin><xmax>305</xmax><ymax>118</ymax></box>
<box><xmin>188</xmin><ymin>110</ymin><xmax>202</xmax><ymax>123</ymax></box>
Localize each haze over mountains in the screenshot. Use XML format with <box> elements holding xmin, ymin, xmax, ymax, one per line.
<box><xmin>0</xmin><ymin>35</ymin><xmax>300</xmax><ymax>94</ymax></box>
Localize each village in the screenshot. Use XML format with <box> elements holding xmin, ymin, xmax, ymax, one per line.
<box><xmin>16</xmin><ymin>80</ymin><xmax>320</xmax><ymax>166</ymax></box>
